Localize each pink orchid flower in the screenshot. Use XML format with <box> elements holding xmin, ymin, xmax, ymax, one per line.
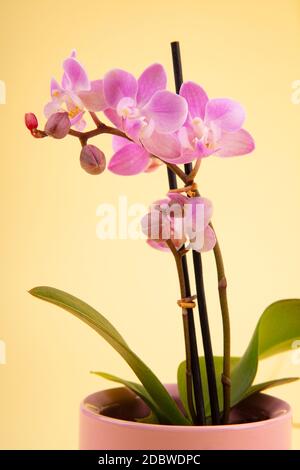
<box><xmin>103</xmin><ymin>64</ymin><xmax>188</xmax><ymax>173</ymax></box>
<box><xmin>141</xmin><ymin>192</ymin><xmax>216</xmax><ymax>253</ymax></box>
<box><xmin>44</xmin><ymin>51</ymin><xmax>107</xmax><ymax>131</ymax></box>
<box><xmin>175</xmin><ymin>81</ymin><xmax>255</xmax><ymax>162</ymax></box>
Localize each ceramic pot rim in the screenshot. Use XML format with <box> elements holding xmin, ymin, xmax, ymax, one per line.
<box><xmin>80</xmin><ymin>387</ymin><xmax>292</xmax><ymax>432</ymax></box>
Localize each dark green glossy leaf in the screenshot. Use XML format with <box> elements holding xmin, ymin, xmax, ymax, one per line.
<box><xmin>231</xmin><ymin>299</ymin><xmax>300</xmax><ymax>405</ymax></box>
<box><xmin>30</xmin><ymin>286</ymin><xmax>189</xmax><ymax>425</ymax></box>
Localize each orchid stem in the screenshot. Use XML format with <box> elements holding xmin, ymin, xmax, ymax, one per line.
<box><xmin>182</xmin><ymin>311</ymin><xmax>198</xmax><ymax>424</ymax></box>
<box><xmin>210</xmin><ymin>223</ymin><xmax>231</xmax><ymax>424</ymax></box>
<box><xmin>68</xmin><ymin>123</ymin><xmax>130</xmax><ymax>143</ymax></box>
<box><xmin>89</xmin><ymin>111</ymin><xmax>102</xmax><ymax>127</ymax></box>
<box><xmin>166</xmin><ymin>241</ymin><xmax>205</xmax><ymax>425</ymax></box>
<box><xmin>166</xmin><ymin>162</ymin><xmax>189</xmax><ymax>184</ymax></box>
<box><xmin>188</xmin><ymin>159</ymin><xmax>202</xmax><ymax>181</ymax></box>
<box><xmin>192</xmin><ymin>249</ymin><xmax>220</xmax><ymax>424</ymax></box>
<box><xmin>166</xmin><ymin>167</ymin><xmax>206</xmax><ymax>425</ymax></box>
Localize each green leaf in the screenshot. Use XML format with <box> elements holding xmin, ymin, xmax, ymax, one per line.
<box><xmin>243</xmin><ymin>377</ymin><xmax>299</xmax><ymax>400</ymax></box>
<box><xmin>231</xmin><ymin>299</ymin><xmax>300</xmax><ymax>405</ymax></box>
<box><xmin>136</xmin><ymin>412</ymin><xmax>159</xmax><ymax>424</ymax></box>
<box><xmin>178</xmin><ymin>299</ymin><xmax>300</xmax><ymax>417</ymax></box>
<box><xmin>29</xmin><ymin>286</ymin><xmax>189</xmax><ymax>426</ymax></box>
<box><xmin>91</xmin><ymin>371</ymin><xmax>162</xmax><ymax>423</ymax></box>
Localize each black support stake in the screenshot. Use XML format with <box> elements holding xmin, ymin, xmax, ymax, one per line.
<box><xmin>171</xmin><ymin>41</ymin><xmax>220</xmax><ymax>424</ymax></box>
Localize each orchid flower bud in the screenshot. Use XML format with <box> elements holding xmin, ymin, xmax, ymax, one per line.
<box><xmin>44</xmin><ymin>112</ymin><xmax>71</xmax><ymax>139</ymax></box>
<box><xmin>80</xmin><ymin>145</ymin><xmax>106</xmax><ymax>175</ymax></box>
<box><xmin>25</xmin><ymin>113</ymin><xmax>38</xmax><ymax>131</ymax></box>
<box><xmin>24</xmin><ymin>113</ymin><xmax>46</xmax><ymax>138</ymax></box>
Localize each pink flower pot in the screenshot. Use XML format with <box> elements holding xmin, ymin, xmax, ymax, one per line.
<box><xmin>79</xmin><ymin>385</ymin><xmax>292</xmax><ymax>450</ymax></box>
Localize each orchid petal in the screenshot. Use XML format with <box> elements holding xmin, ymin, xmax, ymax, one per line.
<box><xmin>104</xmin><ymin>108</ymin><xmax>123</xmax><ymax>129</ymax></box>
<box><xmin>148</xmin><ymin>197</ymin><xmax>186</xmax><ymax>248</ymax></box>
<box><xmin>191</xmin><ymin>197</ymin><xmax>213</xmax><ymax>226</ymax></box>
<box><xmin>63</xmin><ymin>58</ymin><xmax>90</xmax><ymax>92</ymax></box>
<box><xmin>180</xmin><ymin>81</ymin><xmax>208</xmax><ymax>120</ymax></box>
<box><xmin>143</xmin><ymin>90</ymin><xmax>188</xmax><ymax>133</ymax></box>
<box><xmin>44</xmin><ymin>100</ymin><xmax>62</xmax><ymax>118</ymax></box>
<box><xmin>215</xmin><ymin>129</ymin><xmax>255</xmax><ymax>157</ymax></box>
<box><xmin>168</xmin><ymin>151</ymin><xmax>198</xmax><ymax>164</ymax></box>
<box><xmin>112</xmin><ymin>135</ymin><xmax>128</xmax><ymax>152</ymax></box>
<box><xmin>124</xmin><ymin>119</ymin><xmax>144</xmax><ymax>142</ymax></box>
<box><xmin>69</xmin><ymin>110</ymin><xmax>85</xmax><ymax>126</ymax></box>
<box><xmin>78</xmin><ymin>80</ymin><xmax>107</xmax><ymax>112</ymax></box>
<box><xmin>61</xmin><ymin>51</ymin><xmax>77</xmax><ymax>88</ymax></box>
<box><xmin>202</xmin><ymin>225</ymin><xmax>217</xmax><ymax>252</ymax></box>
<box><xmin>116</xmin><ymin>97</ymin><xmax>137</xmax><ymax>117</ymax></box>
<box><xmin>147</xmin><ymin>239</ymin><xmax>170</xmax><ymax>252</ymax></box>
<box><xmin>65</xmin><ymin>89</ymin><xmax>83</xmax><ymax>109</ymax></box>
<box><xmin>141</xmin><ymin>209</ymin><xmax>167</xmax><ymax>240</ymax></box>
<box><xmin>103</xmin><ymin>69</ymin><xmax>137</xmax><ymax>108</ymax></box>
<box><xmin>193</xmin><ymin>139</ymin><xmax>216</xmax><ymax>158</ymax></box>
<box><xmin>146</xmin><ymin>229</ymin><xmax>186</xmax><ymax>252</ymax></box>
<box><xmin>50</xmin><ymin>78</ymin><xmax>62</xmax><ymax>97</ymax></box>
<box><xmin>168</xmin><ymin>193</ymin><xmax>199</xmax><ymax>216</ymax></box>
<box><xmin>167</xmin><ymin>192</ymin><xmax>187</xmax><ymax>206</ymax></box>
<box><xmin>137</xmin><ymin>64</ymin><xmax>167</xmax><ymax>107</ymax></box>
<box><xmin>142</xmin><ymin>131</ymin><xmax>181</xmax><ymax>162</ymax></box>
<box><xmin>61</xmin><ymin>72</ymin><xmax>71</xmax><ymax>90</ymax></box>
<box><xmin>108</xmin><ymin>142</ymin><xmax>150</xmax><ymax>176</ymax></box>
<box><xmin>73</xmin><ymin>116</ymin><xmax>86</xmax><ymax>131</ymax></box>
<box><xmin>178</xmin><ymin>126</ymin><xmax>193</xmax><ymax>150</ymax></box>
<box><xmin>184</xmin><ymin>198</ymin><xmax>211</xmax><ymax>245</ymax></box>
<box><xmin>205</xmin><ymin>98</ymin><xmax>245</xmax><ymax>132</ymax></box>
<box><xmin>141</xmin><ymin>201</ymin><xmax>186</xmax><ymax>246</ymax></box>
<box><xmin>144</xmin><ymin>157</ymin><xmax>163</xmax><ymax>173</ymax></box>
<box><xmin>139</xmin><ymin>118</ymin><xmax>155</xmax><ymax>140</ymax></box>
<box><xmin>188</xmin><ymin>224</ymin><xmax>216</xmax><ymax>253</ymax></box>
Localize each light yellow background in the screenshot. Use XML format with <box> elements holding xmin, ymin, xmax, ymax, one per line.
<box><xmin>0</xmin><ymin>0</ymin><xmax>300</xmax><ymax>449</ymax></box>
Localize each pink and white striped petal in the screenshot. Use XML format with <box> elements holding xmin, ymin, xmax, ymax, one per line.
<box><xmin>78</xmin><ymin>80</ymin><xmax>107</xmax><ymax>112</ymax></box>
<box><xmin>142</xmin><ymin>131</ymin><xmax>181</xmax><ymax>162</ymax></box>
<box><xmin>112</xmin><ymin>135</ymin><xmax>128</xmax><ymax>152</ymax></box>
<box><xmin>205</xmin><ymin>98</ymin><xmax>245</xmax><ymax>132</ymax></box>
<box><xmin>201</xmin><ymin>225</ymin><xmax>217</xmax><ymax>252</ymax></box>
<box><xmin>63</xmin><ymin>58</ymin><xmax>90</xmax><ymax>92</ymax></box>
<box><xmin>108</xmin><ymin>142</ymin><xmax>150</xmax><ymax>175</ymax></box>
<box><xmin>215</xmin><ymin>129</ymin><xmax>255</xmax><ymax>157</ymax></box>
<box><xmin>103</xmin><ymin>69</ymin><xmax>137</xmax><ymax>108</ymax></box>
<box><xmin>137</xmin><ymin>64</ymin><xmax>167</xmax><ymax>107</ymax></box>
<box><xmin>180</xmin><ymin>81</ymin><xmax>208</xmax><ymax>120</ymax></box>
<box><xmin>104</xmin><ymin>108</ymin><xmax>123</xmax><ymax>129</ymax></box>
<box><xmin>143</xmin><ymin>90</ymin><xmax>188</xmax><ymax>133</ymax></box>
<box><xmin>50</xmin><ymin>78</ymin><xmax>63</xmax><ymax>97</ymax></box>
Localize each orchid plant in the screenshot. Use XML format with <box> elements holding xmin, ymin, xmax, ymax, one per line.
<box><xmin>27</xmin><ymin>43</ymin><xmax>300</xmax><ymax>426</ymax></box>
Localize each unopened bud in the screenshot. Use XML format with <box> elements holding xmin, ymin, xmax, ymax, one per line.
<box><xmin>44</xmin><ymin>112</ymin><xmax>70</xmax><ymax>139</ymax></box>
<box><xmin>80</xmin><ymin>145</ymin><xmax>106</xmax><ymax>175</ymax></box>
<box><xmin>25</xmin><ymin>113</ymin><xmax>38</xmax><ymax>131</ymax></box>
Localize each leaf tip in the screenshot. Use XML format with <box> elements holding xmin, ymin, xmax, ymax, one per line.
<box><xmin>28</xmin><ymin>286</ymin><xmax>43</xmax><ymax>297</ymax></box>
